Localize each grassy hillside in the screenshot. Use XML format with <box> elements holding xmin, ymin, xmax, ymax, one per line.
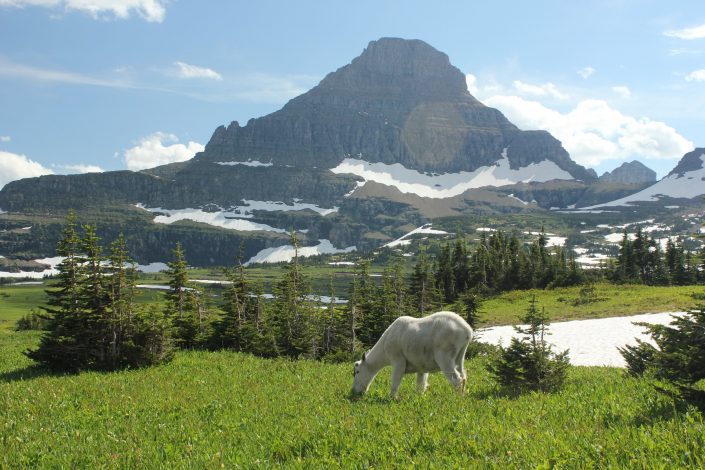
<box><xmin>1</xmin><ymin>326</ymin><xmax>704</xmax><ymax>467</ymax></box>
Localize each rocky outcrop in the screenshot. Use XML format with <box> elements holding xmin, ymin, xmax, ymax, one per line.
<box><xmin>600</xmin><ymin>160</ymin><xmax>656</xmax><ymax>184</ymax></box>
<box><xmin>667</xmin><ymin>148</ymin><xmax>705</xmax><ymax>177</ymax></box>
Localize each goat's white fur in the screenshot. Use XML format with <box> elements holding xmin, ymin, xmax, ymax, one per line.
<box><xmin>351</xmin><ymin>311</ymin><xmax>473</xmax><ymax>399</ymax></box>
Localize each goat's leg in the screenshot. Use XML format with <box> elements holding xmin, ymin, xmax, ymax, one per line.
<box><xmin>390</xmin><ymin>359</ymin><xmax>406</xmax><ymax>399</ymax></box>
<box><xmin>416</xmin><ymin>372</ymin><xmax>429</xmax><ymax>394</ymax></box>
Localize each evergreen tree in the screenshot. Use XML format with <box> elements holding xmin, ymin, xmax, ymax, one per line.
<box><xmin>28</xmin><ymin>211</ymin><xmax>91</xmax><ymax>370</ymax></box>
<box><xmin>488</xmin><ymin>295</ymin><xmax>570</xmax><ymax>393</ymax></box>
<box><xmin>621</xmin><ymin>305</ymin><xmax>705</xmax><ymax>403</ymax></box>
<box><xmin>79</xmin><ymin>224</ymin><xmax>110</xmax><ymax>363</ymax></box>
<box><xmin>105</xmin><ymin>233</ymin><xmax>137</xmax><ymax>367</ymax></box>
<box><xmin>452</xmin><ymin>237</ymin><xmax>470</xmax><ymax>297</ymax></box>
<box><xmin>272</xmin><ymin>232</ymin><xmax>316</xmax><ymax>358</ymax></box>
<box><xmin>410</xmin><ymin>247</ymin><xmax>439</xmax><ymax>316</ymax></box>
<box><xmin>165</xmin><ymin>242</ymin><xmax>203</xmax><ymax>348</ymax></box>
<box><xmin>213</xmin><ymin>252</ymin><xmax>250</xmax><ymax>351</ymax></box>
<box><xmin>355</xmin><ymin>259</ymin><xmax>379</xmax><ymax>346</ymax></box>
<box><xmin>28</xmin><ymin>216</ymin><xmax>173</xmax><ymax>370</ymax></box>
<box><xmin>435</xmin><ymin>242</ymin><xmax>455</xmax><ymax>303</ymax></box>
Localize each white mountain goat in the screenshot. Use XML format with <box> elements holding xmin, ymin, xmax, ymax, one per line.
<box><xmin>351</xmin><ymin>311</ymin><xmax>473</xmax><ymax>399</ymax></box>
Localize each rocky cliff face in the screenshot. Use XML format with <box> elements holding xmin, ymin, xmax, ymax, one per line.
<box><xmin>667</xmin><ymin>148</ymin><xmax>705</xmax><ymax>177</ymax></box>
<box><xmin>599</xmin><ymin>160</ymin><xmax>656</xmax><ymax>184</ymax></box>
<box><xmin>201</xmin><ymin>38</ymin><xmax>595</xmax><ymax>181</ymax></box>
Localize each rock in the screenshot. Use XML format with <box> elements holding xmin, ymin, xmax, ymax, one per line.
<box><xmin>599</xmin><ymin>160</ymin><xmax>657</xmax><ymax>184</ymax></box>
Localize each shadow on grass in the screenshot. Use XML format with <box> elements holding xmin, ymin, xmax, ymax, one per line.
<box><xmin>0</xmin><ymin>364</ymin><xmax>72</xmax><ymax>383</ymax></box>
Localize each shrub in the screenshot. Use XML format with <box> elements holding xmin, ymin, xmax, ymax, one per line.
<box><xmin>620</xmin><ymin>304</ymin><xmax>705</xmax><ymax>403</ymax></box>
<box><xmin>488</xmin><ymin>295</ymin><xmax>570</xmax><ymax>393</ymax></box>
<box><xmin>15</xmin><ymin>309</ymin><xmax>47</xmax><ymax>331</ymax></box>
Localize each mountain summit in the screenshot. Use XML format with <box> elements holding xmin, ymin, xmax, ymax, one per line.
<box><xmin>202</xmin><ymin>38</ymin><xmax>595</xmax><ymax>180</ymax></box>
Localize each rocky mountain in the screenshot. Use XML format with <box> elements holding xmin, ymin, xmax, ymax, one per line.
<box><xmin>599</xmin><ymin>160</ymin><xmax>656</xmax><ymax>184</ymax></box>
<box><xmin>0</xmin><ymin>38</ymin><xmax>649</xmax><ymax>266</ymax></box>
<box><xmin>587</xmin><ymin>148</ymin><xmax>705</xmax><ymax>208</ymax></box>
<box><xmin>202</xmin><ymin>38</ymin><xmax>595</xmax><ymax>181</ymax></box>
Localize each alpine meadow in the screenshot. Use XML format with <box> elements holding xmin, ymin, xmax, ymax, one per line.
<box><xmin>2</xmin><ymin>1</ymin><xmax>705</xmax><ymax>467</ymax></box>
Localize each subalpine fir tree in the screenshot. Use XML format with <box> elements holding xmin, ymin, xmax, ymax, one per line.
<box><xmin>105</xmin><ymin>233</ymin><xmax>135</xmax><ymax>366</ymax></box>
<box><xmin>410</xmin><ymin>247</ymin><xmax>439</xmax><ymax>316</ymax></box>
<box><xmin>28</xmin><ymin>216</ymin><xmax>172</xmax><ymax>370</ymax></box>
<box><xmin>79</xmin><ymin>224</ymin><xmax>110</xmax><ymax>363</ymax></box>
<box><xmin>27</xmin><ymin>211</ymin><xmax>91</xmax><ymax>370</ymax></box>
<box><xmin>488</xmin><ymin>295</ymin><xmax>569</xmax><ymax>393</ymax></box>
<box><xmin>213</xmin><ymin>251</ymin><xmax>250</xmax><ymax>351</ymax></box>
<box><xmin>272</xmin><ymin>232</ymin><xmax>316</xmax><ymax>358</ymax></box>
<box><xmin>621</xmin><ymin>304</ymin><xmax>705</xmax><ymax>404</ymax></box>
<box><xmin>165</xmin><ymin>242</ymin><xmax>202</xmax><ymax>348</ymax></box>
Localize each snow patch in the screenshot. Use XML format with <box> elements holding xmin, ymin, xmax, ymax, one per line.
<box><xmin>137</xmin><ymin>262</ymin><xmax>169</xmax><ymax>273</ymax></box>
<box><xmin>605</xmin><ymin>232</ymin><xmax>635</xmax><ymax>243</ymax></box>
<box><xmin>245</xmin><ymin>240</ymin><xmax>356</xmax><ymax>266</ymax></box>
<box><xmin>507</xmin><ymin>193</ymin><xmax>529</xmax><ymax>205</ymax></box>
<box><xmin>384</xmin><ymin>224</ymin><xmax>449</xmax><ymax>248</ymax></box>
<box><xmin>478</xmin><ymin>312</ymin><xmax>683</xmax><ymax>367</ymax></box>
<box><xmin>330</xmin><ymin>151</ymin><xmax>574</xmax><ymax>199</ymax></box>
<box><xmin>216</xmin><ymin>160</ymin><xmax>273</xmax><ymax>167</ymax></box>
<box><xmin>0</xmin><ymin>256</ymin><xmax>64</xmax><ymax>279</ymax></box>
<box><xmin>136</xmin><ymin>200</ymin><xmax>337</xmax><ymax>233</ymax></box>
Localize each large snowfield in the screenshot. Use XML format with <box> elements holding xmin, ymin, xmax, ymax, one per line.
<box><xmin>330</xmin><ymin>150</ymin><xmax>574</xmax><ymax>199</ymax></box>
<box><xmin>478</xmin><ymin>312</ymin><xmax>682</xmax><ymax>367</ymax></box>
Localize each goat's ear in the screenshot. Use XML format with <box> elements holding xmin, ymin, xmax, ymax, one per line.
<box><xmin>362</xmin><ymin>352</ymin><xmax>367</xmax><ymax>362</ymax></box>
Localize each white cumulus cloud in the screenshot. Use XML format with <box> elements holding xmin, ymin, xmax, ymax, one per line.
<box><xmin>577</xmin><ymin>66</ymin><xmax>595</xmax><ymax>79</ymax></box>
<box><xmin>513</xmin><ymin>80</ymin><xmax>569</xmax><ymax>100</ymax></box>
<box><xmin>0</xmin><ymin>0</ymin><xmax>167</xmax><ymax>22</ymax></box>
<box><xmin>483</xmin><ymin>95</ymin><xmax>693</xmax><ymax>166</ymax></box>
<box><xmin>664</xmin><ymin>23</ymin><xmax>705</xmax><ymax>40</ymax></box>
<box><xmin>686</xmin><ymin>69</ymin><xmax>705</xmax><ymax>82</ymax></box>
<box><xmin>612</xmin><ymin>86</ymin><xmax>631</xmax><ymax>98</ymax></box>
<box><xmin>124</xmin><ymin>132</ymin><xmax>204</xmax><ymax>171</ymax></box>
<box><xmin>0</xmin><ymin>150</ymin><xmax>53</xmax><ymax>189</ymax></box>
<box><xmin>0</xmin><ymin>136</ymin><xmax>10</xmax><ymax>142</ymax></box>
<box><xmin>60</xmin><ymin>163</ymin><xmax>104</xmax><ymax>173</ymax></box>
<box><xmin>174</xmin><ymin>61</ymin><xmax>223</xmax><ymax>81</ymax></box>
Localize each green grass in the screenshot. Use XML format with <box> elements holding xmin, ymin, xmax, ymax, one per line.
<box><xmin>481</xmin><ymin>283</ymin><xmax>705</xmax><ymax>327</ymax></box>
<box><xmin>1</xmin><ymin>327</ymin><xmax>704</xmax><ymax>468</ymax></box>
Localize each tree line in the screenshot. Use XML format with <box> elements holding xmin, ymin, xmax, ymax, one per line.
<box><xmin>610</xmin><ymin>228</ymin><xmax>704</xmax><ymax>285</ymax></box>
<box><xmin>27</xmin><ymin>215</ymin><xmax>704</xmax><ymax>372</ymax></box>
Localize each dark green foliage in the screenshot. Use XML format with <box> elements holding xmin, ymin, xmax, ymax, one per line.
<box><xmin>165</xmin><ymin>242</ymin><xmax>213</xmax><ymax>349</ymax></box>
<box><xmin>611</xmin><ymin>229</ymin><xmax>700</xmax><ymax>286</ymax></box>
<box><xmin>211</xmin><ymin>247</ymin><xmax>277</xmax><ymax>357</ymax></box>
<box><xmin>26</xmin><ymin>212</ymin><xmax>173</xmax><ymax>371</ymax></box>
<box><xmin>271</xmin><ymin>232</ymin><xmax>317</xmax><ymax>358</ymax></box>
<box><xmin>14</xmin><ymin>309</ymin><xmax>47</xmax><ymax>331</ymax></box>
<box><xmin>410</xmin><ymin>247</ymin><xmax>440</xmax><ymax>316</ymax></box>
<box><xmin>488</xmin><ymin>296</ymin><xmax>570</xmax><ymax>393</ymax></box>
<box><xmin>620</xmin><ymin>305</ymin><xmax>705</xmax><ymax>402</ymax></box>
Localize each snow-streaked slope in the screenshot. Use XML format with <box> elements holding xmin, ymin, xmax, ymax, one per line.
<box><xmin>245</xmin><ymin>239</ymin><xmax>356</xmax><ymax>265</ymax></box>
<box><xmin>587</xmin><ymin>153</ymin><xmax>705</xmax><ymax>208</ymax></box>
<box><xmin>330</xmin><ymin>150</ymin><xmax>574</xmax><ymax>199</ymax></box>
<box><xmin>136</xmin><ymin>199</ymin><xmax>338</xmax><ymax>233</ymax></box>
<box><xmin>478</xmin><ymin>312</ymin><xmax>683</xmax><ymax>367</ymax></box>
<box><xmin>0</xmin><ymin>256</ymin><xmax>64</xmax><ymax>278</ymax></box>
<box><xmin>384</xmin><ymin>224</ymin><xmax>449</xmax><ymax>248</ymax></box>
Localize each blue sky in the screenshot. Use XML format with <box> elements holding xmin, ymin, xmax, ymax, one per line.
<box><xmin>1</xmin><ymin>0</ymin><xmax>704</xmax><ymax>187</ymax></box>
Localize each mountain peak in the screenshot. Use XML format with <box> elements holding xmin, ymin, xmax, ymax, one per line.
<box><xmin>314</xmin><ymin>37</ymin><xmax>474</xmax><ymax>101</ymax></box>
<box><xmin>599</xmin><ymin>160</ymin><xmax>656</xmax><ymax>184</ymax></box>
